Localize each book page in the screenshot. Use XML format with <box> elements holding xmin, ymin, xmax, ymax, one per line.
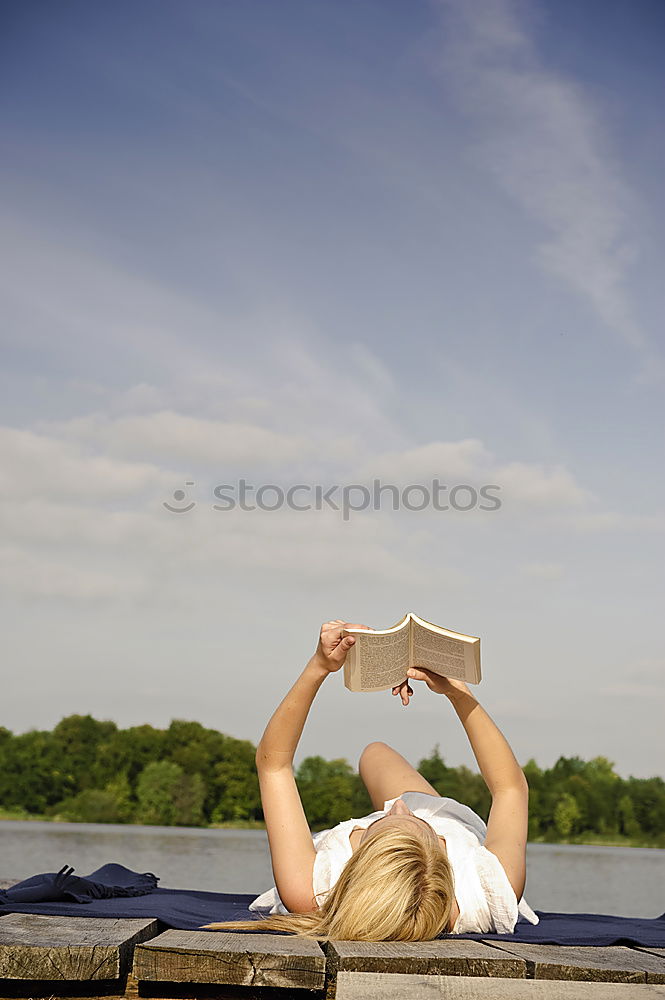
<box><xmin>410</xmin><ymin>618</ymin><xmax>470</xmax><ymax>680</ymax></box>
<box><xmin>346</xmin><ymin>628</ymin><xmax>410</xmax><ymax>691</ymax></box>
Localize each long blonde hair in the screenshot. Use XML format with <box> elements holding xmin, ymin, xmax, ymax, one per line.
<box><xmin>202</xmin><ymin>825</ymin><xmax>455</xmax><ymax>941</ymax></box>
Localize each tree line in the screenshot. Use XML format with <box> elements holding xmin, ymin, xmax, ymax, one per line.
<box><xmin>0</xmin><ymin>715</ymin><xmax>663</xmax><ymax>846</ymax></box>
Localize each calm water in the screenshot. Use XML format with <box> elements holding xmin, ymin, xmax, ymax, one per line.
<box><xmin>1</xmin><ymin>821</ymin><xmax>663</xmax><ymax>918</ymax></box>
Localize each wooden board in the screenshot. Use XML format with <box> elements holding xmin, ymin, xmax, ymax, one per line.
<box><xmin>636</xmin><ymin>949</ymin><xmax>665</xmax><ymax>981</ymax></box>
<box><xmin>334</xmin><ymin>970</ymin><xmax>665</xmax><ymax>998</ymax></box>
<box><xmin>0</xmin><ymin>914</ymin><xmax>159</xmax><ymax>981</ymax></box>
<box><xmin>133</xmin><ymin>929</ymin><xmax>326</xmax><ymax>990</ymax></box>
<box><xmin>325</xmin><ymin>939</ymin><xmax>525</xmax><ymax>979</ymax></box>
<box><xmin>483</xmin><ymin>942</ymin><xmax>665</xmax><ymax>983</ymax></box>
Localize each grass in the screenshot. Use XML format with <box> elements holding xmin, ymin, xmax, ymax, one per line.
<box><xmin>531</xmin><ymin>832</ymin><xmax>665</xmax><ymax>850</ymax></box>
<box><xmin>0</xmin><ymin>808</ymin><xmax>268</xmax><ymax>829</ymax></box>
<box><xmin>0</xmin><ymin>807</ymin><xmax>52</xmax><ymax>822</ymax></box>
<box><xmin>1</xmin><ymin>809</ymin><xmax>663</xmax><ymax>847</ymax></box>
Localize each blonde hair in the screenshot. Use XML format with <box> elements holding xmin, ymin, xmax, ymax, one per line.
<box><xmin>202</xmin><ymin>825</ymin><xmax>455</xmax><ymax>941</ymax></box>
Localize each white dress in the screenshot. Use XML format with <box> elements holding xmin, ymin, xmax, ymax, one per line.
<box><xmin>249</xmin><ymin>791</ymin><xmax>539</xmax><ymax>934</ymax></box>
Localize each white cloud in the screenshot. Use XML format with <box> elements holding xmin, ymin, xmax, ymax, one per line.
<box><xmin>0</xmin><ymin>495</ymin><xmax>457</xmax><ymax>603</ymax></box>
<box><xmin>35</xmin><ymin>410</ymin><xmax>311</xmax><ymax>467</ymax></box>
<box><xmin>431</xmin><ymin>0</ymin><xmax>660</xmax><ymax>374</ymax></box>
<box><xmin>357</xmin><ymin>439</ymin><xmax>591</xmax><ymax>509</ymax></box>
<box><xmin>494</xmin><ymin>460</ymin><xmax>592</xmax><ymax>507</ymax></box>
<box><xmin>0</xmin><ymin>426</ymin><xmax>171</xmax><ymax>501</ymax></box>
<box><xmin>346</xmin><ymin>342</ymin><xmax>395</xmax><ymax>391</ymax></box>
<box><xmin>356</xmin><ymin>438</ymin><xmax>490</xmax><ymax>482</ymax></box>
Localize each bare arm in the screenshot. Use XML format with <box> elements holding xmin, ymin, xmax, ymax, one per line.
<box><xmin>255</xmin><ymin>620</ymin><xmax>364</xmax><ymax>913</ymax></box>
<box><xmin>444</xmin><ymin>683</ymin><xmax>527</xmax><ymax>797</ymax></box>
<box><xmin>256</xmin><ymin>656</ymin><xmax>329</xmax><ymax>771</ymax></box>
<box><xmin>399</xmin><ymin>671</ymin><xmax>528</xmax><ymax>900</ymax></box>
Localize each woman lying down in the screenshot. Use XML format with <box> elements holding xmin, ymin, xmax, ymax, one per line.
<box><xmin>201</xmin><ymin>620</ymin><xmax>539</xmax><ymax>941</ymax></box>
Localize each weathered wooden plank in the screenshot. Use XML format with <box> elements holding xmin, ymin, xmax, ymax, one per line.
<box><xmin>483</xmin><ymin>942</ymin><xmax>659</xmax><ymax>983</ymax></box>
<box><xmin>133</xmin><ymin>929</ymin><xmax>326</xmax><ymax>990</ymax></box>
<box><xmin>635</xmin><ymin>948</ymin><xmax>665</xmax><ymax>981</ymax></box>
<box><xmin>628</xmin><ymin>951</ymin><xmax>665</xmax><ymax>985</ymax></box>
<box><xmin>324</xmin><ymin>939</ymin><xmax>525</xmax><ymax>980</ymax></box>
<box><xmin>630</xmin><ymin>949</ymin><xmax>665</xmax><ymax>984</ymax></box>
<box><xmin>0</xmin><ymin>914</ymin><xmax>160</xmax><ymax>981</ymax></box>
<box><xmin>334</xmin><ymin>970</ymin><xmax>665</xmax><ymax>998</ymax></box>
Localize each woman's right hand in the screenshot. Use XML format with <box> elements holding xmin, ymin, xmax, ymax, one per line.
<box><xmin>313</xmin><ymin>620</ymin><xmax>371</xmax><ymax>674</ymax></box>
<box><xmin>392</xmin><ymin>668</ymin><xmax>472</xmax><ymax>705</ymax></box>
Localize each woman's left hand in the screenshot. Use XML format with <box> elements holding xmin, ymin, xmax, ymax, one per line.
<box><xmin>314</xmin><ymin>620</ymin><xmax>370</xmax><ymax>673</ymax></box>
<box><xmin>392</xmin><ymin>679</ymin><xmax>415</xmax><ymax>706</ymax></box>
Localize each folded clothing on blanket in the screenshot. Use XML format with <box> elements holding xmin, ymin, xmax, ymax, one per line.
<box><xmin>0</xmin><ymin>864</ymin><xmax>663</xmax><ymax>947</ymax></box>
<box><xmin>0</xmin><ymin>863</ymin><xmax>158</xmax><ymax>904</ymax></box>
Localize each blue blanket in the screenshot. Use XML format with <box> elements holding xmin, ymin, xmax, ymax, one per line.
<box><xmin>1</xmin><ymin>864</ymin><xmax>663</xmax><ymax>947</ymax></box>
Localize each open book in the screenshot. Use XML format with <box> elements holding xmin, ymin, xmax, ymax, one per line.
<box><xmin>341</xmin><ymin>613</ymin><xmax>481</xmax><ymax>693</ymax></box>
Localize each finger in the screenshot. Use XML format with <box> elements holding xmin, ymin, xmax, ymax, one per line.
<box><xmin>397</xmin><ymin>681</ymin><xmax>413</xmax><ymax>706</ymax></box>
<box><xmin>331</xmin><ymin>635</ymin><xmax>355</xmax><ymax>658</ymax></box>
<box><xmin>407</xmin><ymin>668</ymin><xmax>429</xmax><ymax>681</ymax></box>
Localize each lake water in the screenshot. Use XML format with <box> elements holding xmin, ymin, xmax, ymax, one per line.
<box><xmin>1</xmin><ymin>821</ymin><xmax>663</xmax><ymax>918</ymax></box>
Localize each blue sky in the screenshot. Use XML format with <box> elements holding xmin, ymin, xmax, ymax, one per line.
<box><xmin>1</xmin><ymin>0</ymin><xmax>663</xmax><ymax>779</ymax></box>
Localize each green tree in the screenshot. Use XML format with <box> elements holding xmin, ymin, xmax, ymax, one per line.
<box><xmin>104</xmin><ymin>772</ymin><xmax>135</xmax><ymax>823</ymax></box>
<box><xmin>210</xmin><ymin>736</ymin><xmax>260</xmax><ymax>822</ymax></box>
<box><xmin>52</xmin><ymin>715</ymin><xmax>118</xmax><ymax>791</ymax></box>
<box><xmin>136</xmin><ymin>761</ymin><xmax>205</xmax><ymax>826</ymax></box>
<box><xmin>296</xmin><ymin>756</ymin><xmax>356</xmax><ymax>829</ymax></box>
<box><xmin>92</xmin><ymin>724</ymin><xmax>166</xmax><ymax>791</ymax></box>
<box><xmin>51</xmin><ymin>789</ymin><xmax>123</xmax><ymax>824</ymax></box>
<box><xmin>554</xmin><ymin>792</ymin><xmax>581</xmax><ymax>838</ymax></box>
<box><xmin>350</xmin><ymin>773</ymin><xmax>373</xmax><ymax>817</ymax></box>
<box><xmin>523</xmin><ymin>759</ymin><xmax>543</xmax><ymax>839</ymax></box>
<box><xmin>617</xmin><ymin>794</ymin><xmax>641</xmax><ymax>839</ymax></box>
<box><xmin>3</xmin><ymin>712</ymin><xmax>665</xmax><ymax>845</ymax></box>
<box><xmin>51</xmin><ymin>771</ymin><xmax>134</xmax><ymax>824</ymax></box>
<box><xmin>211</xmin><ymin>758</ymin><xmax>260</xmax><ymax>822</ymax></box>
<box><xmin>417</xmin><ymin>745</ymin><xmax>451</xmax><ymax>791</ymax></box>
<box><xmin>625</xmin><ymin>776</ymin><xmax>665</xmax><ymax>840</ymax></box>
<box><xmin>417</xmin><ymin>747</ymin><xmax>491</xmax><ymax>820</ymax></box>
<box><xmin>580</xmin><ymin>756</ymin><xmax>621</xmax><ymax>835</ymax></box>
<box><xmin>0</xmin><ymin>729</ymin><xmax>75</xmax><ymax>813</ymax></box>
<box><xmin>172</xmin><ymin>772</ymin><xmax>206</xmax><ymax>826</ymax></box>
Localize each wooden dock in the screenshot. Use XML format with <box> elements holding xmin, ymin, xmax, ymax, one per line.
<box><xmin>1</xmin><ymin>906</ymin><xmax>664</xmax><ymax>998</ymax></box>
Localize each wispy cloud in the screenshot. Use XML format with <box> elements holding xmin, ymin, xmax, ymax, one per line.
<box><xmin>358</xmin><ymin>439</ymin><xmax>591</xmax><ymax>508</ymax></box>
<box><xmin>0</xmin><ymin>426</ymin><xmax>170</xmax><ymax>501</ymax></box>
<box><xmin>430</xmin><ymin>0</ymin><xmax>662</xmax><ymax>380</ymax></box>
<box><xmin>35</xmin><ymin>411</ymin><xmax>312</xmax><ymax>468</ymax></box>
